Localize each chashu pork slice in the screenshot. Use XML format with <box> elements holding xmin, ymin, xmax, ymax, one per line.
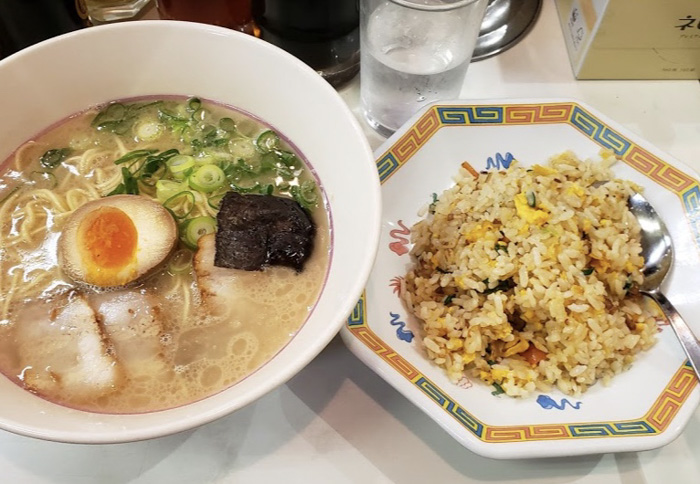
<box><xmin>14</xmin><ymin>293</ymin><xmax>122</xmax><ymax>400</ymax></box>
<box><xmin>89</xmin><ymin>290</ymin><xmax>170</xmax><ymax>378</ymax></box>
<box><xmin>193</xmin><ymin>233</ymin><xmax>254</xmax><ymax>321</ymax></box>
<box><xmin>194</xmin><ymin>233</ymin><xmax>290</xmax><ymax>322</ymax></box>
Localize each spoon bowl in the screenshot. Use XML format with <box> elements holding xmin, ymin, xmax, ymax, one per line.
<box><xmin>628</xmin><ymin>192</ymin><xmax>700</xmax><ymax>378</ymax></box>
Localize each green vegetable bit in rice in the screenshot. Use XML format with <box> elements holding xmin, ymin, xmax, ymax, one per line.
<box><xmin>402</xmin><ymin>150</ymin><xmax>659</xmax><ymax>397</ymax></box>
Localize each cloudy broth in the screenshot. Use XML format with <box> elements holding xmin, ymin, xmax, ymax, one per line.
<box><xmin>0</xmin><ymin>97</ymin><xmax>330</xmax><ymax>413</ymax></box>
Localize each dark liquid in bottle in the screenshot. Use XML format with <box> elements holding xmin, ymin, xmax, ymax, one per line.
<box><xmin>157</xmin><ymin>0</ymin><xmax>257</xmax><ymax>35</ymax></box>
<box><xmin>0</xmin><ymin>0</ymin><xmax>86</xmax><ymax>59</ymax></box>
<box><xmin>252</xmin><ymin>0</ymin><xmax>360</xmax><ymax>87</ymax></box>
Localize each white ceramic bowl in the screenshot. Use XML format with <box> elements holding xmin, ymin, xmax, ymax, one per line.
<box><xmin>0</xmin><ymin>21</ymin><xmax>381</xmax><ymax>443</ymax></box>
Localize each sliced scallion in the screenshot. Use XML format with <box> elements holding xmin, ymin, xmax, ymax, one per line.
<box><xmin>114</xmin><ymin>149</ymin><xmax>158</xmax><ymax>165</ymax></box>
<box><xmin>168</xmin><ymin>249</ymin><xmax>193</xmax><ymax>274</ymax></box>
<box><xmin>219</xmin><ymin>117</ymin><xmax>236</xmax><ymax>132</ymax></box>
<box><xmin>134</xmin><ymin>119</ymin><xmax>165</xmax><ymax>141</ymax></box>
<box><xmin>207</xmin><ymin>192</ymin><xmax>227</xmax><ymax>210</ymax></box>
<box><xmin>188</xmin><ymin>165</ymin><xmax>226</xmax><ymax>193</ymax></box>
<box><xmin>156</xmin><ymin>179</ymin><xmax>186</xmax><ymax>203</ymax></box>
<box><xmin>167</xmin><ymin>154</ymin><xmax>195</xmax><ymax>180</ymax></box>
<box><xmin>163</xmin><ymin>191</ymin><xmax>195</xmax><ymax>219</ymax></box>
<box><xmin>187</xmin><ymin>97</ymin><xmax>202</xmax><ymax>112</ymax></box>
<box><xmin>182</xmin><ymin>216</ymin><xmax>217</xmax><ymax>249</ymax></box>
<box><xmin>256</xmin><ymin>130</ymin><xmax>279</xmax><ymax>153</ymax></box>
<box><xmin>40</xmin><ymin>148</ymin><xmax>71</xmax><ymax>169</ymax></box>
<box><xmin>290</xmin><ymin>180</ymin><xmax>318</xmax><ymax>209</ymax></box>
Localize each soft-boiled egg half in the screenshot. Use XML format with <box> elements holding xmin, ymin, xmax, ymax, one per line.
<box><xmin>58</xmin><ymin>195</ymin><xmax>177</xmax><ymax>288</ymax></box>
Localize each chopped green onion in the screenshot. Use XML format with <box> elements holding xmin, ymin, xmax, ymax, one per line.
<box><xmin>107</xmin><ymin>167</ymin><xmax>139</xmax><ymax>196</ymax></box>
<box><xmin>158</xmin><ymin>108</ymin><xmax>189</xmax><ymax>132</ymax></box>
<box><xmin>491</xmin><ymin>382</ymin><xmax>506</xmax><ymax>396</ymax></box>
<box><xmin>156</xmin><ymin>179</ymin><xmax>186</xmax><ymax>203</ymax></box>
<box><xmin>260</xmin><ymin>152</ymin><xmax>279</xmax><ymax>173</ymax></box>
<box><xmin>481</xmin><ymin>278</ymin><xmax>515</xmax><ymax>295</ymax></box>
<box><xmin>114</xmin><ymin>149</ymin><xmax>158</xmax><ymax>165</ymax></box>
<box><xmin>92</xmin><ymin>102</ymin><xmax>126</xmax><ymax>127</ymax></box>
<box><xmin>163</xmin><ymin>191</ymin><xmax>195</xmax><ymax>219</ymax></box>
<box><xmin>290</xmin><ymin>180</ymin><xmax>318</xmax><ymax>209</ymax></box>
<box><xmin>256</xmin><ymin>130</ymin><xmax>279</xmax><ymax>153</ymax></box>
<box><xmin>526</xmin><ymin>191</ymin><xmax>536</xmax><ymax>207</ymax></box>
<box><xmin>40</xmin><ymin>148</ymin><xmax>71</xmax><ymax>169</ymax></box>
<box><xmin>134</xmin><ymin>119</ymin><xmax>165</xmax><ymax>141</ymax></box>
<box><xmin>182</xmin><ymin>216</ymin><xmax>217</xmax><ymax>249</ymax></box>
<box><xmin>207</xmin><ymin>192</ymin><xmax>227</xmax><ymax>210</ymax></box>
<box><xmin>219</xmin><ymin>117</ymin><xmax>236</xmax><ymax>132</ymax></box>
<box><xmin>188</xmin><ymin>165</ymin><xmax>226</xmax><ymax>193</ymax></box>
<box><xmin>429</xmin><ymin>193</ymin><xmax>438</xmax><ymax>213</ymax></box>
<box><xmin>168</xmin><ymin>249</ymin><xmax>193</xmax><ymax>274</ymax></box>
<box><xmin>444</xmin><ymin>295</ymin><xmax>455</xmax><ymax>304</ymax></box>
<box><xmin>187</xmin><ymin>97</ymin><xmax>202</xmax><ymax>112</ymax></box>
<box><xmin>582</xmin><ymin>267</ymin><xmax>594</xmax><ymax>276</ymax></box>
<box><xmin>276</xmin><ymin>150</ymin><xmax>299</xmax><ymax>167</ymax></box>
<box><xmin>167</xmin><ymin>154</ymin><xmax>195</xmax><ymax>180</ymax></box>
<box><xmin>201</xmin><ymin>124</ymin><xmax>217</xmax><ymax>138</ymax></box>
<box><xmin>230</xmin><ymin>181</ymin><xmax>273</xmax><ymax>195</ymax></box>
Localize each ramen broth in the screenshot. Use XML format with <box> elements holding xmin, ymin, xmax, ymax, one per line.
<box><xmin>0</xmin><ymin>97</ymin><xmax>329</xmax><ymax>413</ymax></box>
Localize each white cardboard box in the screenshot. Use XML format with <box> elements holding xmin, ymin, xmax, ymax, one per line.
<box><xmin>555</xmin><ymin>0</ymin><xmax>700</xmax><ymax>79</ymax></box>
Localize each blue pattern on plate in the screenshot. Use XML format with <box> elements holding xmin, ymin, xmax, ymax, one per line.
<box><xmin>389</xmin><ymin>312</ymin><xmax>414</xmax><ymax>342</ymax></box>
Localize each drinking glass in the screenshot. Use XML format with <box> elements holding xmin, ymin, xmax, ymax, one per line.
<box><xmin>360</xmin><ymin>0</ymin><xmax>488</xmax><ymax>136</ymax></box>
<box><xmin>83</xmin><ymin>0</ymin><xmax>151</xmax><ymax>23</ymax></box>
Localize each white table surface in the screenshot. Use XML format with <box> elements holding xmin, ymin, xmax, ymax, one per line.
<box><xmin>2</xmin><ymin>1</ymin><xmax>699</xmax><ymax>482</ymax></box>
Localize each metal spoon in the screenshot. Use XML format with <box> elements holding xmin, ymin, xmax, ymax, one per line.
<box><xmin>628</xmin><ymin>192</ymin><xmax>700</xmax><ymax>378</ymax></box>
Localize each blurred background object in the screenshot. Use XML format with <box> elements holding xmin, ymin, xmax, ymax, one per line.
<box><xmin>555</xmin><ymin>0</ymin><xmax>700</xmax><ymax>79</ymax></box>
<box><xmin>360</xmin><ymin>0</ymin><xmax>488</xmax><ymax>136</ymax></box>
<box><xmin>473</xmin><ymin>0</ymin><xmax>542</xmax><ymax>60</ymax></box>
<box><xmin>0</xmin><ymin>0</ymin><xmax>87</xmax><ymax>60</ymax></box>
<box><xmin>252</xmin><ymin>0</ymin><xmax>360</xmax><ymax>88</ymax></box>
<box><xmin>83</xmin><ymin>0</ymin><xmax>151</xmax><ymax>23</ymax></box>
<box><xmin>157</xmin><ymin>0</ymin><xmax>257</xmax><ymax>35</ymax></box>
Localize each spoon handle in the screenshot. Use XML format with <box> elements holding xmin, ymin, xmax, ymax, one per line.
<box><xmin>644</xmin><ymin>290</ymin><xmax>700</xmax><ymax>379</ymax></box>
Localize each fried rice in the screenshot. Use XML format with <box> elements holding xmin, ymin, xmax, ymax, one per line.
<box><xmin>402</xmin><ymin>150</ymin><xmax>658</xmax><ymax>397</ymax></box>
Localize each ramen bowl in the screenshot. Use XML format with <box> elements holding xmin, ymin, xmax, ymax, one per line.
<box><xmin>0</xmin><ymin>21</ymin><xmax>380</xmax><ymax>443</ymax></box>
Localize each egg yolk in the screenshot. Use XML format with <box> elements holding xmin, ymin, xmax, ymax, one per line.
<box><xmin>77</xmin><ymin>207</ymin><xmax>137</xmax><ymax>285</ymax></box>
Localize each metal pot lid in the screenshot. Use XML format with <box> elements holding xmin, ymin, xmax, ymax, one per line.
<box><xmin>473</xmin><ymin>0</ymin><xmax>542</xmax><ymax>61</ymax></box>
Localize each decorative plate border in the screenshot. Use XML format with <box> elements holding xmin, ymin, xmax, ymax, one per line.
<box><xmin>346</xmin><ymin>102</ymin><xmax>700</xmax><ymax>444</ymax></box>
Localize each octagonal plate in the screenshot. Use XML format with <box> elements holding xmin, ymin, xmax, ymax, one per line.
<box><xmin>340</xmin><ymin>100</ymin><xmax>700</xmax><ymax>459</ymax></box>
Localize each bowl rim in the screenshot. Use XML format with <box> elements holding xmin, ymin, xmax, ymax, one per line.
<box><xmin>0</xmin><ymin>20</ymin><xmax>382</xmax><ymax>444</ymax></box>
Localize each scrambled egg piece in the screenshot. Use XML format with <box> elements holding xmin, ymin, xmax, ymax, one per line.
<box><xmin>532</xmin><ymin>164</ymin><xmax>557</xmax><ymax>176</ymax></box>
<box><xmin>514</xmin><ymin>193</ymin><xmax>550</xmax><ymax>226</ymax></box>
<box><xmin>463</xmin><ymin>222</ymin><xmax>495</xmax><ymax>243</ymax></box>
<box><xmin>565</xmin><ymin>183</ymin><xmax>585</xmax><ymax>197</ymax></box>
<box><xmin>462</xmin><ymin>352</ymin><xmax>476</xmax><ymax>364</ymax></box>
